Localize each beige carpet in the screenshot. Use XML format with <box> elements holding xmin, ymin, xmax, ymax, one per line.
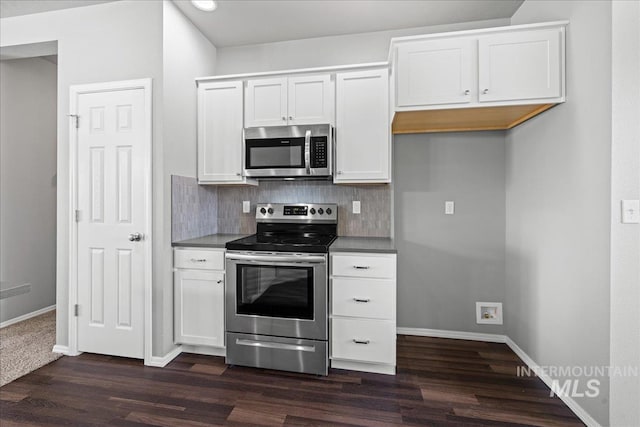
<box><xmin>0</xmin><ymin>310</ymin><xmax>62</xmax><ymax>387</ymax></box>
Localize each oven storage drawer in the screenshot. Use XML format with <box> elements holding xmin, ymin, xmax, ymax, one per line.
<box><xmin>331</xmin><ymin>318</ymin><xmax>396</xmax><ymax>364</ymax></box>
<box><xmin>174</xmin><ymin>248</ymin><xmax>224</xmax><ymax>270</ymax></box>
<box><xmin>331</xmin><ymin>278</ymin><xmax>395</xmax><ymax>320</ymax></box>
<box><xmin>226</xmin><ymin>332</ymin><xmax>328</xmax><ymax>376</ymax></box>
<box><xmin>331</xmin><ymin>254</ymin><xmax>396</xmax><ymax>279</ymax></box>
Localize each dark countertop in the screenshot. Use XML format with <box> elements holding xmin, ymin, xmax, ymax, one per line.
<box><xmin>172</xmin><ymin>234</ymin><xmax>248</xmax><ymax>248</ymax></box>
<box><xmin>329</xmin><ymin>237</ymin><xmax>397</xmax><ymax>254</ymax></box>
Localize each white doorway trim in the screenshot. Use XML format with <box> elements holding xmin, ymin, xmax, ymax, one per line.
<box><xmin>68</xmin><ymin>78</ymin><xmax>153</xmax><ymax>364</ymax></box>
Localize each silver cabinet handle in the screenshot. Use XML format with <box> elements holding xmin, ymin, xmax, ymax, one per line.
<box><xmin>353</xmin><ymin>265</ymin><xmax>370</xmax><ymax>270</ymax></box>
<box><xmin>353</xmin><ymin>339</ymin><xmax>370</xmax><ymax>345</ymax></box>
<box><xmin>236</xmin><ymin>339</ymin><xmax>315</xmax><ymax>352</ymax></box>
<box><xmin>216</xmin><ymin>280</ymin><xmax>223</xmax><ymax>284</ymax></box>
<box><xmin>282</xmin><ymin>116</ymin><xmax>286</xmax><ymax>121</ymax></box>
<box><xmin>190</xmin><ymin>258</ymin><xmax>207</xmax><ymax>263</ymax></box>
<box><xmin>464</xmin><ymin>89</ymin><xmax>470</xmax><ymax>95</ymax></box>
<box><xmin>236</xmin><ymin>172</ymin><xmax>242</xmax><ymax>176</ymax></box>
<box><xmin>483</xmin><ymin>88</ymin><xmax>489</xmax><ymax>94</ymax></box>
<box><xmin>128</xmin><ymin>232</ymin><xmax>142</xmax><ymax>242</ymax></box>
<box><xmin>289</xmin><ymin>116</ymin><xmax>293</xmax><ymax>120</ymax></box>
<box><xmin>226</xmin><ymin>252</ymin><xmax>326</xmax><ymax>264</ymax></box>
<box><xmin>353</xmin><ymin>298</ymin><xmax>371</xmax><ymax>303</ymax></box>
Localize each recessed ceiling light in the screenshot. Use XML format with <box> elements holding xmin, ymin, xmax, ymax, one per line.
<box><xmin>191</xmin><ymin>0</ymin><xmax>217</xmax><ymax>12</ymax></box>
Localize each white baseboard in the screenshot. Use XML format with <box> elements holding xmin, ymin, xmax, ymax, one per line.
<box><xmin>181</xmin><ymin>344</ymin><xmax>225</xmax><ymax>357</ymax></box>
<box><xmin>145</xmin><ymin>345</ymin><xmax>182</xmax><ymax>368</ymax></box>
<box><xmin>397</xmin><ymin>327</ymin><xmax>506</xmax><ymax>343</ymax></box>
<box><xmin>504</xmin><ymin>337</ymin><xmax>601</xmax><ymax>427</ymax></box>
<box><xmin>0</xmin><ymin>304</ymin><xmax>56</xmax><ymax>328</ymax></box>
<box><xmin>52</xmin><ymin>345</ymin><xmax>70</xmax><ymax>355</ymax></box>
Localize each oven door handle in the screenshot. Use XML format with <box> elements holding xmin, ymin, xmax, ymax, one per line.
<box><xmin>235</xmin><ymin>338</ymin><xmax>316</xmax><ymax>353</ymax></box>
<box><xmin>225</xmin><ymin>253</ymin><xmax>326</xmax><ymax>264</ymax></box>
<box><xmin>304</xmin><ymin>130</ymin><xmax>311</xmax><ymax>174</ymax></box>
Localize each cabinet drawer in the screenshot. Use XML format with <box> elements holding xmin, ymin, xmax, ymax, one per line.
<box><xmin>332</xmin><ymin>278</ymin><xmax>395</xmax><ymax>320</ymax></box>
<box><xmin>331</xmin><ymin>318</ymin><xmax>395</xmax><ymax>364</ymax></box>
<box><xmin>331</xmin><ymin>254</ymin><xmax>396</xmax><ymax>279</ymax></box>
<box><xmin>174</xmin><ymin>249</ymin><xmax>224</xmax><ymax>270</ymax></box>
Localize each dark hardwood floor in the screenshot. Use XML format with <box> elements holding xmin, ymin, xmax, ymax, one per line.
<box><xmin>0</xmin><ymin>335</ymin><xmax>584</xmax><ymax>426</ymax></box>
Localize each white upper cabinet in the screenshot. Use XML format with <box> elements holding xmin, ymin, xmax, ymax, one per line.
<box><xmin>393</xmin><ymin>22</ymin><xmax>566</xmax><ymax>111</ymax></box>
<box><xmin>478</xmin><ymin>28</ymin><xmax>562</xmax><ymax>103</ymax></box>
<box><xmin>245</xmin><ymin>74</ymin><xmax>333</xmax><ymax>127</ymax></box>
<box><xmin>396</xmin><ymin>38</ymin><xmax>474</xmax><ymax>107</ymax></box>
<box><xmin>245</xmin><ymin>77</ymin><xmax>288</xmax><ymax>127</ymax></box>
<box><xmin>287</xmin><ymin>74</ymin><xmax>333</xmax><ymax>125</ymax></box>
<box><xmin>198</xmin><ymin>80</ymin><xmax>254</xmax><ymax>185</ymax></box>
<box><xmin>335</xmin><ymin>68</ymin><xmax>391</xmax><ymax>184</ymax></box>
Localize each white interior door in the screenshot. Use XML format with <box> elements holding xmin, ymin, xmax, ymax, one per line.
<box><xmin>75</xmin><ymin>83</ymin><xmax>150</xmax><ymax>359</ymax></box>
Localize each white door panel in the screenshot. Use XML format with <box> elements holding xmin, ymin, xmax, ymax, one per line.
<box><xmin>77</xmin><ymin>87</ymin><xmax>147</xmax><ymax>359</ymax></box>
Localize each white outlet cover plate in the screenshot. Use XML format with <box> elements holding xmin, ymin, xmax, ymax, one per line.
<box><xmin>242</xmin><ymin>201</ymin><xmax>251</xmax><ymax>213</ymax></box>
<box><xmin>445</xmin><ymin>201</ymin><xmax>455</xmax><ymax>215</ymax></box>
<box><xmin>476</xmin><ymin>302</ymin><xmax>503</xmax><ymax>325</ymax></box>
<box><xmin>352</xmin><ymin>201</ymin><xmax>361</xmax><ymax>214</ymax></box>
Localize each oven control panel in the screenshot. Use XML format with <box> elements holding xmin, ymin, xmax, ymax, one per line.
<box><xmin>256</xmin><ymin>203</ymin><xmax>337</xmax><ymax>223</ymax></box>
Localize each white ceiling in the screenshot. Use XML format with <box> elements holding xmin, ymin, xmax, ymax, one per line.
<box><xmin>173</xmin><ymin>0</ymin><xmax>524</xmax><ymax>48</ymax></box>
<box><xmin>0</xmin><ymin>0</ymin><xmax>524</xmax><ymax>48</ymax></box>
<box><xmin>0</xmin><ymin>0</ymin><xmax>116</xmax><ymax>18</ymax></box>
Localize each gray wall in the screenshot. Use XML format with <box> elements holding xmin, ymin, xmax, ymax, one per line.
<box><xmin>394</xmin><ymin>132</ymin><xmax>506</xmax><ymax>334</ymax></box>
<box><xmin>610</xmin><ymin>1</ymin><xmax>640</xmax><ymax>425</ymax></box>
<box><xmin>0</xmin><ymin>57</ymin><xmax>57</xmax><ymax>323</ymax></box>
<box><xmin>215</xmin><ymin>18</ymin><xmax>510</xmax><ymax>75</ymax></box>
<box><xmin>0</xmin><ymin>0</ymin><xmax>164</xmax><ymax>350</ymax></box>
<box><xmin>157</xmin><ymin>0</ymin><xmax>217</xmax><ymax>356</ymax></box>
<box><xmin>506</xmin><ymin>1</ymin><xmax>612</xmax><ymax>425</ymax></box>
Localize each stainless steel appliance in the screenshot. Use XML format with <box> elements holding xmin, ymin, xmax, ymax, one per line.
<box><xmin>243</xmin><ymin>125</ymin><xmax>332</xmax><ymax>179</ymax></box>
<box><xmin>225</xmin><ymin>203</ymin><xmax>337</xmax><ymax>375</ymax></box>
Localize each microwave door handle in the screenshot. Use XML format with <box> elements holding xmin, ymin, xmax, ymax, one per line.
<box><xmin>304</xmin><ymin>130</ymin><xmax>311</xmax><ymax>174</ymax></box>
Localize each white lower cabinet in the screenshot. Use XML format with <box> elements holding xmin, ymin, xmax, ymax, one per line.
<box><xmin>174</xmin><ymin>248</ymin><xmax>225</xmax><ymax>348</ymax></box>
<box><xmin>330</xmin><ymin>252</ymin><xmax>397</xmax><ymax>375</ymax></box>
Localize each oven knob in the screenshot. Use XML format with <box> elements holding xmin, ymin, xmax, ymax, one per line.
<box><xmin>260</xmin><ymin>207</ymin><xmax>266</xmax><ymax>215</ymax></box>
<box><xmin>268</xmin><ymin>208</ymin><xmax>274</xmax><ymax>214</ymax></box>
<box><xmin>318</xmin><ymin>208</ymin><xmax>324</xmax><ymax>215</ymax></box>
<box><xmin>310</xmin><ymin>208</ymin><xmax>316</xmax><ymax>215</ymax></box>
<box><xmin>326</xmin><ymin>208</ymin><xmax>332</xmax><ymax>215</ymax></box>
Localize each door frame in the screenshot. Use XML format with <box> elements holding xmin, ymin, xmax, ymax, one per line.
<box><xmin>68</xmin><ymin>78</ymin><xmax>153</xmax><ymax>364</ymax></box>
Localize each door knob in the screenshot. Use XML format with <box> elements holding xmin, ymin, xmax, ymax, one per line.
<box><xmin>128</xmin><ymin>232</ymin><xmax>143</xmax><ymax>242</ymax></box>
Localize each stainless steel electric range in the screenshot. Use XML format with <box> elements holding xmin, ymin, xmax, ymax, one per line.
<box><xmin>224</xmin><ymin>203</ymin><xmax>337</xmax><ymax>376</ymax></box>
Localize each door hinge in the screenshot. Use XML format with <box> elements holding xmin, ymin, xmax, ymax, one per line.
<box><xmin>74</xmin><ymin>304</ymin><xmax>79</xmax><ymax>317</ymax></box>
<box><xmin>75</xmin><ymin>210</ymin><xmax>81</xmax><ymax>222</ymax></box>
<box><xmin>68</xmin><ymin>114</ymin><xmax>79</xmax><ymax>129</ymax></box>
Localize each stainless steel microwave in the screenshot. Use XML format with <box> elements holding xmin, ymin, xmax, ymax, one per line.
<box><xmin>243</xmin><ymin>124</ymin><xmax>332</xmax><ymax>179</ymax></box>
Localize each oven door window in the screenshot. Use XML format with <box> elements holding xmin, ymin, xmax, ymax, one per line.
<box><xmin>245</xmin><ymin>137</ymin><xmax>305</xmax><ymax>169</ymax></box>
<box><xmin>236</xmin><ymin>264</ymin><xmax>313</xmax><ymax>320</ymax></box>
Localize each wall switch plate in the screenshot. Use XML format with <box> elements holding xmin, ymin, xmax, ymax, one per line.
<box><xmin>476</xmin><ymin>302</ymin><xmax>503</xmax><ymax>325</ymax></box>
<box><xmin>242</xmin><ymin>201</ymin><xmax>251</xmax><ymax>214</ymax></box>
<box><xmin>352</xmin><ymin>201</ymin><xmax>361</xmax><ymax>214</ymax></box>
<box><xmin>445</xmin><ymin>201</ymin><xmax>455</xmax><ymax>215</ymax></box>
<box><xmin>621</xmin><ymin>200</ymin><xmax>640</xmax><ymax>224</ymax></box>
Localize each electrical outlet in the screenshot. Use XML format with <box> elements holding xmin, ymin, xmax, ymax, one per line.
<box><xmin>352</xmin><ymin>201</ymin><xmax>361</xmax><ymax>214</ymax></box>
<box><xmin>622</xmin><ymin>200</ymin><xmax>640</xmax><ymax>224</ymax></box>
<box><xmin>242</xmin><ymin>201</ymin><xmax>251</xmax><ymax>213</ymax></box>
<box><xmin>445</xmin><ymin>201</ymin><xmax>455</xmax><ymax>215</ymax></box>
<box><xmin>476</xmin><ymin>302</ymin><xmax>503</xmax><ymax>325</ymax></box>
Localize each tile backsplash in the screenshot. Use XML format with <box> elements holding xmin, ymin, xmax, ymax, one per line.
<box><xmin>171</xmin><ymin>175</ymin><xmax>218</xmax><ymax>242</ymax></box>
<box><xmin>172</xmin><ymin>176</ymin><xmax>391</xmax><ymax>240</ymax></box>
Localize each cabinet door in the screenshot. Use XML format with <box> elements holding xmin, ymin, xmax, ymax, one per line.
<box><xmin>245</xmin><ymin>77</ymin><xmax>287</xmax><ymax>127</ymax></box>
<box><xmin>174</xmin><ymin>269</ymin><xmax>225</xmax><ymax>347</ymax></box>
<box><xmin>335</xmin><ymin>69</ymin><xmax>390</xmax><ymax>183</ymax></box>
<box><xmin>396</xmin><ymin>38</ymin><xmax>474</xmax><ymax>107</ymax></box>
<box><xmin>197</xmin><ymin>81</ymin><xmax>245</xmax><ymax>183</ymax></box>
<box><xmin>478</xmin><ymin>28</ymin><xmax>562</xmax><ymax>103</ymax></box>
<box><xmin>287</xmin><ymin>74</ymin><xmax>333</xmax><ymax>125</ymax></box>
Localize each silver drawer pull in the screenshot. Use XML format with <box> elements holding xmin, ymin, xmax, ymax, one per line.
<box><xmin>353</xmin><ymin>265</ymin><xmax>370</xmax><ymax>270</ymax></box>
<box><xmin>236</xmin><ymin>339</ymin><xmax>315</xmax><ymax>353</ymax></box>
<box><xmin>216</xmin><ymin>280</ymin><xmax>223</xmax><ymax>284</ymax></box>
<box><xmin>190</xmin><ymin>258</ymin><xmax>207</xmax><ymax>263</ymax></box>
<box><xmin>353</xmin><ymin>298</ymin><xmax>370</xmax><ymax>303</ymax></box>
<box><xmin>353</xmin><ymin>339</ymin><xmax>370</xmax><ymax>345</ymax></box>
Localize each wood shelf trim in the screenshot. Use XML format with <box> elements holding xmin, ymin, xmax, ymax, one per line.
<box><xmin>392</xmin><ymin>103</ymin><xmax>556</xmax><ymax>134</ymax></box>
